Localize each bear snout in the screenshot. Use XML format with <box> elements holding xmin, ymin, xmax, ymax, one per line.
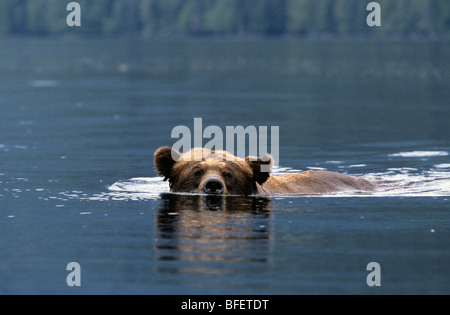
<box><xmin>202</xmin><ymin>177</ymin><xmax>225</xmax><ymax>195</ymax></box>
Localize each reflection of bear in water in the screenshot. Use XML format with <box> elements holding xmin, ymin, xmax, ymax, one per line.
<box><xmin>154</xmin><ymin>147</ymin><xmax>375</xmax><ymax>195</ymax></box>
<box><xmin>155</xmin><ymin>194</ymin><xmax>272</xmax><ymax>264</ymax></box>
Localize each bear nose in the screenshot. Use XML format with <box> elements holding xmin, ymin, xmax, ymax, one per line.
<box><xmin>203</xmin><ymin>178</ymin><xmax>224</xmax><ymax>194</ymax></box>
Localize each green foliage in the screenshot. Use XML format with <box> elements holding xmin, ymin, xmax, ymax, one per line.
<box><xmin>0</xmin><ymin>0</ymin><xmax>449</xmax><ymax>36</ymax></box>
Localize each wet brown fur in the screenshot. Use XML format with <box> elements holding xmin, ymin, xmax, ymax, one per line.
<box><xmin>154</xmin><ymin>147</ymin><xmax>375</xmax><ymax>195</ymax></box>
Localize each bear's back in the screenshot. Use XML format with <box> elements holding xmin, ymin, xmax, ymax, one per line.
<box><xmin>259</xmin><ymin>170</ymin><xmax>375</xmax><ymax>195</ymax></box>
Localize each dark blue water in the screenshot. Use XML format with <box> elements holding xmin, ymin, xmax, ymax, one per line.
<box><xmin>0</xmin><ymin>38</ymin><xmax>449</xmax><ymax>294</ymax></box>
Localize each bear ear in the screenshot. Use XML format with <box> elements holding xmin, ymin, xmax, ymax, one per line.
<box><xmin>154</xmin><ymin>147</ymin><xmax>181</xmax><ymax>181</ymax></box>
<box><xmin>245</xmin><ymin>155</ymin><xmax>273</xmax><ymax>185</ymax></box>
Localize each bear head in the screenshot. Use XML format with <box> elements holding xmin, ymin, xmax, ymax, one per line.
<box><xmin>154</xmin><ymin>147</ymin><xmax>272</xmax><ymax>195</ymax></box>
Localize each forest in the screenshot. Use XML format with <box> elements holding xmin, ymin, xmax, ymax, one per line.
<box><xmin>0</xmin><ymin>0</ymin><xmax>449</xmax><ymax>37</ymax></box>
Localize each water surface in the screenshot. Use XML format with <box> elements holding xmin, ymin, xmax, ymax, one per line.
<box><xmin>0</xmin><ymin>38</ymin><xmax>449</xmax><ymax>294</ymax></box>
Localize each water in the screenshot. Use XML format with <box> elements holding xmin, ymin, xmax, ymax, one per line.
<box><xmin>0</xmin><ymin>38</ymin><xmax>449</xmax><ymax>294</ymax></box>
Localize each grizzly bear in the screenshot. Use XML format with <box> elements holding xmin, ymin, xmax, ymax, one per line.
<box><xmin>154</xmin><ymin>147</ymin><xmax>375</xmax><ymax>195</ymax></box>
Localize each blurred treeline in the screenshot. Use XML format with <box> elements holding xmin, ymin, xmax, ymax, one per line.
<box><xmin>0</xmin><ymin>0</ymin><xmax>449</xmax><ymax>36</ymax></box>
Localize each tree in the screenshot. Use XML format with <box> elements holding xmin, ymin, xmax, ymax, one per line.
<box><xmin>434</xmin><ymin>0</ymin><xmax>450</xmax><ymax>32</ymax></box>
<box><xmin>263</xmin><ymin>0</ymin><xmax>287</xmax><ymax>35</ymax></box>
<box><xmin>334</xmin><ymin>0</ymin><xmax>361</xmax><ymax>33</ymax></box>
<box><xmin>0</xmin><ymin>0</ymin><xmax>12</xmax><ymax>34</ymax></box>
<box><xmin>177</xmin><ymin>0</ymin><xmax>205</xmax><ymax>34</ymax></box>
<box><xmin>25</xmin><ymin>0</ymin><xmax>47</xmax><ymax>34</ymax></box>
<box><xmin>140</xmin><ymin>0</ymin><xmax>162</xmax><ymax>35</ymax></box>
<box><xmin>102</xmin><ymin>0</ymin><xmax>142</xmax><ymax>34</ymax></box>
<box><xmin>0</xmin><ymin>0</ymin><xmax>449</xmax><ymax>36</ymax></box>
<box><xmin>315</xmin><ymin>0</ymin><xmax>337</xmax><ymax>32</ymax></box>
<box><xmin>287</xmin><ymin>0</ymin><xmax>316</xmax><ymax>34</ymax></box>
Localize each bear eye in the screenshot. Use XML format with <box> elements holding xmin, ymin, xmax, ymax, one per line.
<box><xmin>223</xmin><ymin>172</ymin><xmax>233</xmax><ymax>181</ymax></box>
<box><xmin>194</xmin><ymin>170</ymin><xmax>203</xmax><ymax>178</ymax></box>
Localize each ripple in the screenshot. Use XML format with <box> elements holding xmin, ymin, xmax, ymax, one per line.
<box><xmin>109</xmin><ymin>177</ymin><xmax>169</xmax><ymax>196</ymax></box>
<box><xmin>106</xmin><ymin>168</ymin><xmax>450</xmax><ymax>199</ymax></box>
<box><xmin>435</xmin><ymin>164</ymin><xmax>450</xmax><ymax>169</ymax></box>
<box><xmin>29</xmin><ymin>80</ymin><xmax>59</xmax><ymax>88</ymax></box>
<box><xmin>6</xmin><ymin>167</ymin><xmax>448</xmax><ymax>204</ymax></box>
<box><xmin>389</xmin><ymin>151</ymin><xmax>448</xmax><ymax>158</ymax></box>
